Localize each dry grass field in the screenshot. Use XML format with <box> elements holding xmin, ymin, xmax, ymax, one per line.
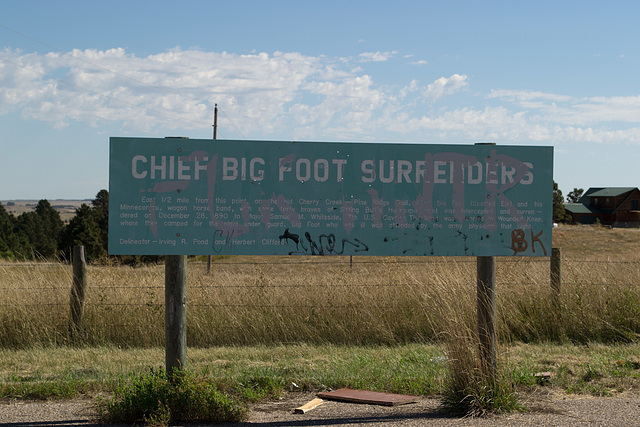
<box><xmin>0</xmin><ymin>224</ymin><xmax>638</xmax><ymax>348</ymax></box>
<box><xmin>0</xmin><ymin>223</ymin><xmax>639</xmax><ymax>423</ymax></box>
<box><xmin>553</xmin><ymin>224</ymin><xmax>640</xmax><ymax>260</ymax></box>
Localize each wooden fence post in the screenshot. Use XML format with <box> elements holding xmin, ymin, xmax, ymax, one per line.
<box><xmin>69</xmin><ymin>245</ymin><xmax>87</xmax><ymax>342</ymax></box>
<box><xmin>165</xmin><ymin>255</ymin><xmax>187</xmax><ymax>377</ymax></box>
<box><xmin>550</xmin><ymin>247</ymin><xmax>562</xmax><ymax>296</ymax></box>
<box><xmin>477</xmin><ymin>255</ymin><xmax>497</xmax><ymax>380</ymax></box>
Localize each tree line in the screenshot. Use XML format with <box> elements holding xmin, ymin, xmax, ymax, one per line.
<box><xmin>0</xmin><ymin>190</ymin><xmax>164</xmax><ymax>264</ymax></box>
<box><xmin>0</xmin><ymin>190</ymin><xmax>109</xmax><ymax>262</ymax></box>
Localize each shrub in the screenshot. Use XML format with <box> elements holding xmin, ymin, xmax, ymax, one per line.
<box><xmin>100</xmin><ymin>368</ymin><xmax>247</xmax><ymax>425</ymax></box>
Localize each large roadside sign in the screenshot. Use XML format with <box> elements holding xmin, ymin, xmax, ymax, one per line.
<box><xmin>109</xmin><ymin>138</ymin><xmax>553</xmax><ymax>256</ymax></box>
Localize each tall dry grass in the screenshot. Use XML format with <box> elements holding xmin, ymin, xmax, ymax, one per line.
<box><xmin>0</xmin><ymin>263</ymin><xmax>71</xmax><ymax>347</ymax></box>
<box><xmin>0</xmin><ymin>225</ymin><xmax>639</xmax><ymax>348</ymax></box>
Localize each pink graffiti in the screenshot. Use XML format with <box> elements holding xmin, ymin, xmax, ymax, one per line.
<box><xmin>260</xmin><ymin>199</ymin><xmax>271</xmax><ymax>226</ymax></box>
<box><xmin>394</xmin><ymin>200</ymin><xmax>408</xmax><ymax>229</ymax></box>
<box><xmin>152</xmin><ymin>181</ymin><xmax>190</xmax><ymax>193</ymax></box>
<box><xmin>367</xmin><ymin>188</ymin><xmax>384</xmax><ymax>229</ymax></box>
<box><xmin>271</xmin><ymin>193</ymin><xmax>301</xmax><ymax>228</ymax></box>
<box><xmin>412</xmin><ymin>153</ymin><xmax>434</xmax><ymax>221</ymax></box>
<box><xmin>279</xmin><ymin>153</ymin><xmax>296</xmax><ymax>169</ymax></box>
<box><xmin>240</xmin><ymin>200</ymin><xmax>251</xmax><ymax>223</ymax></box>
<box><xmin>206</xmin><ymin>154</ymin><xmax>250</xmax><ymax>238</ymax></box>
<box><xmin>483</xmin><ymin>150</ymin><xmax>533</xmax><ymax>232</ymax></box>
<box><xmin>342</xmin><ymin>198</ymin><xmax>355</xmax><ymax>234</ymax></box>
<box><xmin>148</xmin><ymin>198</ymin><xmax>158</xmax><ymax>238</ymax></box>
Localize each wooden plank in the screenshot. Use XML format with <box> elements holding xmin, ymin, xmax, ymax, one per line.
<box><xmin>317</xmin><ymin>387</ymin><xmax>419</xmax><ymax>406</ymax></box>
<box><xmin>294</xmin><ymin>398</ymin><xmax>324</xmax><ymax>414</ymax></box>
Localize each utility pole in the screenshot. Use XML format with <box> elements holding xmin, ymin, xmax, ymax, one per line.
<box><xmin>207</xmin><ymin>104</ymin><xmax>218</xmax><ymax>273</ymax></box>
<box><xmin>213</xmin><ymin>103</ymin><xmax>218</xmax><ymax>140</ymax></box>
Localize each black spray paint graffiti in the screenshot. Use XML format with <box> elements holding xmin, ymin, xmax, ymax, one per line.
<box><xmin>279</xmin><ymin>228</ymin><xmax>369</xmax><ymax>255</ymax></box>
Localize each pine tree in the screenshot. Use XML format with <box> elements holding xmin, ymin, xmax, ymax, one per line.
<box><xmin>566</xmin><ymin>188</ymin><xmax>584</xmax><ymax>203</ymax></box>
<box><xmin>12</xmin><ymin>200</ymin><xmax>65</xmax><ymax>259</ymax></box>
<box><xmin>0</xmin><ymin>205</ymin><xmax>15</xmax><ymax>259</ymax></box>
<box><xmin>61</xmin><ymin>204</ymin><xmax>105</xmax><ymax>261</ymax></box>
<box><xmin>91</xmin><ymin>189</ymin><xmax>109</xmax><ymax>252</ymax></box>
<box><xmin>13</xmin><ymin>212</ymin><xmax>38</xmax><ymax>259</ymax></box>
<box><xmin>553</xmin><ymin>181</ymin><xmax>570</xmax><ymax>223</ymax></box>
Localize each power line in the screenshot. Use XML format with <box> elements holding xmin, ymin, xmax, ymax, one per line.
<box><xmin>219</xmin><ymin>108</ymin><xmax>247</xmax><ymax>139</ymax></box>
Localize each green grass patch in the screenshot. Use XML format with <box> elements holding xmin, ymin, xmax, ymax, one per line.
<box><xmin>1</xmin><ymin>344</ymin><xmax>639</xmax><ymax>399</ymax></box>
<box><xmin>0</xmin><ymin>343</ymin><xmax>639</xmax><ymax>421</ymax></box>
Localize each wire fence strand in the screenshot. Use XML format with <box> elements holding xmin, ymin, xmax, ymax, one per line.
<box><xmin>1</xmin><ymin>258</ymin><xmax>639</xmax><ymax>311</ymax></box>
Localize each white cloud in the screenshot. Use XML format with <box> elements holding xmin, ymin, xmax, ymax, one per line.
<box><xmin>423</xmin><ymin>74</ymin><xmax>468</xmax><ymax>101</ymax></box>
<box><xmin>488</xmin><ymin>89</ymin><xmax>573</xmax><ymax>104</ymax></box>
<box><xmin>2</xmin><ymin>47</ymin><xmax>640</xmax><ymax>145</ymax></box>
<box><xmin>0</xmin><ymin>48</ymin><xmax>328</xmax><ymax>134</ymax></box>
<box><xmin>489</xmin><ymin>89</ymin><xmax>640</xmax><ymax>128</ymax></box>
<box><xmin>358</xmin><ymin>51</ymin><xmax>398</xmax><ymax>62</ymax></box>
<box><xmin>399</xmin><ymin>79</ymin><xmax>419</xmax><ymax>99</ymax></box>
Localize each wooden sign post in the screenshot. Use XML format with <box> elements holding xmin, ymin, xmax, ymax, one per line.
<box><xmin>477</xmin><ymin>255</ymin><xmax>497</xmax><ymax>379</ymax></box>
<box><xmin>165</xmin><ymin>254</ymin><xmax>187</xmax><ymax>375</ymax></box>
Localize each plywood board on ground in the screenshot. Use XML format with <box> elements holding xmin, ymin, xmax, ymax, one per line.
<box><xmin>317</xmin><ymin>387</ymin><xmax>419</xmax><ymax>406</ymax></box>
<box><xmin>294</xmin><ymin>397</ymin><xmax>324</xmax><ymax>413</ymax></box>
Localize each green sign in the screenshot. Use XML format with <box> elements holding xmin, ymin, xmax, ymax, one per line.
<box><xmin>109</xmin><ymin>138</ymin><xmax>553</xmax><ymax>256</ymax></box>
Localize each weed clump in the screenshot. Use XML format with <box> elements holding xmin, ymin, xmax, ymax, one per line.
<box><xmin>99</xmin><ymin>368</ymin><xmax>247</xmax><ymax>425</ymax></box>
<box><xmin>441</xmin><ymin>368</ymin><xmax>521</xmax><ymax>417</ymax></box>
<box><xmin>440</xmin><ymin>314</ymin><xmax>522</xmax><ymax>417</ymax></box>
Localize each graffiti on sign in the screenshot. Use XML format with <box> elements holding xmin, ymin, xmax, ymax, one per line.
<box><xmin>109</xmin><ymin>138</ymin><xmax>553</xmax><ymax>256</ymax></box>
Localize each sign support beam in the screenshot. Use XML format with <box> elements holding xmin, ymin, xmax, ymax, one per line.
<box><xmin>477</xmin><ymin>255</ymin><xmax>497</xmax><ymax>380</ymax></box>
<box><xmin>165</xmin><ymin>255</ymin><xmax>187</xmax><ymax>377</ymax></box>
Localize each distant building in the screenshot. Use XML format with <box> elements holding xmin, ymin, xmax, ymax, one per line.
<box><xmin>565</xmin><ymin>187</ymin><xmax>640</xmax><ymax>227</ymax></box>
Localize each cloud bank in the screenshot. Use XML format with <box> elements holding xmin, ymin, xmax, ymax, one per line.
<box><xmin>1</xmin><ymin>47</ymin><xmax>640</xmax><ymax>144</ymax></box>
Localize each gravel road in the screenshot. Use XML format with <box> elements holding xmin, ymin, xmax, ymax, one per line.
<box><xmin>2</xmin><ymin>391</ymin><xmax>640</xmax><ymax>426</ymax></box>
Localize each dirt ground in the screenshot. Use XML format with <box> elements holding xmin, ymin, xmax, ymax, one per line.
<box><xmin>2</xmin><ymin>390</ymin><xmax>640</xmax><ymax>426</ymax></box>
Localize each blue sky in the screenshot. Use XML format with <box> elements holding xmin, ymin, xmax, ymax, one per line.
<box><xmin>2</xmin><ymin>0</ymin><xmax>639</xmax><ymax>200</ymax></box>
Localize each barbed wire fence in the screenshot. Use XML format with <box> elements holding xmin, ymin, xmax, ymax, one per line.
<box><xmin>2</xmin><ymin>256</ymin><xmax>640</xmax><ymax>309</ymax></box>
<box><xmin>0</xmin><ymin>251</ymin><xmax>639</xmax><ymax>346</ymax></box>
